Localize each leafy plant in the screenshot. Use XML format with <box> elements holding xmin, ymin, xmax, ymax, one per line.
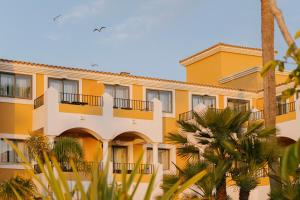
<box><xmin>5</xmin><ymin>139</ymin><xmax>207</xmax><ymax>200</ymax></box>
<box><xmin>0</xmin><ymin>176</ymin><xmax>36</xmax><ymax>200</ymax></box>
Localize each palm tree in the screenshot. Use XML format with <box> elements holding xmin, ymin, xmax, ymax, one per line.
<box><xmin>168</xmin><ymin>108</ymin><xmax>254</xmax><ymax>200</ymax></box>
<box><xmin>261</xmin><ymin>0</ymin><xmax>280</xmax><ymax>194</ymax></box>
<box><xmin>25</xmin><ymin>134</ymin><xmax>50</xmax><ymax>163</ymax></box>
<box><xmin>0</xmin><ymin>176</ymin><xmax>36</xmax><ymax>200</ymax></box>
<box><xmin>229</xmin><ymin>134</ymin><xmax>275</xmax><ymax>200</ymax></box>
<box><xmin>52</xmin><ymin>137</ymin><xmax>84</xmax><ymax>171</ymax></box>
<box><xmin>168</xmin><ymin>108</ymin><xmax>276</xmax><ymax>200</ymax></box>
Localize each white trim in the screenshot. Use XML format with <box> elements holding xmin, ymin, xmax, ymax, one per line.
<box><xmin>180</xmin><ymin>44</ymin><xmax>262</xmax><ymax>66</ymax></box>
<box><xmin>0</xmin><ymin>97</ymin><xmax>33</xmax><ymax>104</ymax></box>
<box><xmin>188</xmin><ymin>92</ymin><xmax>219</xmax><ymax>111</ymax></box>
<box><xmin>224</xmin><ymin>96</ymin><xmax>253</xmax><ymax>109</ymax></box>
<box><xmin>44</xmin><ymin>75</ymin><xmax>83</xmax><ymax>94</ymax></box>
<box><xmin>143</xmin><ymin>86</ymin><xmax>175</xmax><ymax>118</ymax></box>
<box><xmin>102</xmin><ymin>82</ymin><xmax>133</xmax><ymax>100</ymax></box>
<box><xmin>0</xmin><ymin>133</ymin><xmax>30</xmax><ymax>140</ymax></box>
<box><xmin>0</xmin><ymin>62</ymin><xmax>259</xmax><ymax>99</ymax></box>
<box><xmin>219</xmin><ymin>67</ymin><xmax>291</xmax><ymax>84</ymax></box>
<box><xmin>0</xmin><ymin>163</ymin><xmax>25</xmax><ymax>169</ymax></box>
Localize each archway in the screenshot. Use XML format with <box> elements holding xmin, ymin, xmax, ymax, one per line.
<box><xmin>277</xmin><ymin>136</ymin><xmax>296</xmax><ymax>147</ymax></box>
<box><xmin>58</xmin><ymin>128</ymin><xmax>102</xmax><ymax>162</ymax></box>
<box><xmin>111</xmin><ymin>131</ymin><xmax>152</xmax><ymax>174</ymax></box>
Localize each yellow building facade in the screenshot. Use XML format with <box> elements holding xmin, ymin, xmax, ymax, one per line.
<box><xmin>0</xmin><ymin>43</ymin><xmax>298</xmax><ymax>199</ymax></box>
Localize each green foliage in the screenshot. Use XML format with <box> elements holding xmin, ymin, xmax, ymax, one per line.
<box><xmin>269</xmin><ymin>139</ymin><xmax>300</xmax><ymax>200</ymax></box>
<box><xmin>0</xmin><ymin>176</ymin><xmax>36</xmax><ymax>200</ymax></box>
<box><xmin>5</xmin><ymin>139</ymin><xmax>206</xmax><ymax>200</ymax></box>
<box><xmin>166</xmin><ymin>108</ymin><xmax>276</xmax><ymax>199</ymax></box>
<box><xmin>25</xmin><ymin>134</ymin><xmax>50</xmax><ymax>163</ymax></box>
<box><xmin>52</xmin><ymin>137</ymin><xmax>84</xmax><ymax>169</ymax></box>
<box><xmin>261</xmin><ymin>29</ymin><xmax>300</xmax><ymax>97</ymax></box>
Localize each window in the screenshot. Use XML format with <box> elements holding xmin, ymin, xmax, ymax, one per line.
<box><xmin>0</xmin><ymin>139</ymin><xmax>29</xmax><ymax>163</ymax></box>
<box><xmin>0</xmin><ymin>72</ymin><xmax>32</xmax><ymax>99</ymax></box>
<box><xmin>48</xmin><ymin>78</ymin><xmax>78</xmax><ymax>94</ymax></box>
<box><xmin>105</xmin><ymin>84</ymin><xmax>130</xmax><ymax>108</ymax></box>
<box><xmin>146</xmin><ymin>89</ymin><xmax>172</xmax><ymax>113</ymax></box>
<box><xmin>227</xmin><ymin>98</ymin><xmax>250</xmax><ymax>112</ymax></box>
<box><xmin>276</xmin><ymin>95</ymin><xmax>287</xmax><ymax>115</ymax></box>
<box><xmin>192</xmin><ymin>95</ymin><xmax>216</xmax><ymax>109</ymax></box>
<box><xmin>112</xmin><ymin>146</ymin><xmax>128</xmax><ymax>163</ymax></box>
<box><xmin>147</xmin><ymin>148</ymin><xmax>170</xmax><ymax>170</ymax></box>
<box><xmin>105</xmin><ymin>84</ymin><xmax>129</xmax><ymax>99</ymax></box>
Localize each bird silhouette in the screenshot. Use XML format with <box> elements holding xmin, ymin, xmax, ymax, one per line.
<box><xmin>90</xmin><ymin>64</ymin><xmax>99</xmax><ymax>67</ymax></box>
<box><xmin>93</xmin><ymin>26</ymin><xmax>106</xmax><ymax>32</ymax></box>
<box><xmin>53</xmin><ymin>15</ymin><xmax>62</xmax><ymax>22</ymax></box>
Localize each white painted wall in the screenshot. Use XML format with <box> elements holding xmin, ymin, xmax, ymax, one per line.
<box><xmin>33</xmin><ymin>88</ymin><xmax>163</xmax><ymax>143</ymax></box>
<box><xmin>227</xmin><ymin>185</ymin><xmax>270</xmax><ymax>200</ymax></box>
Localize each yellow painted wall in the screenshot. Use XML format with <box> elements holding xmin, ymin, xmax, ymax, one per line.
<box><xmin>59</xmin><ymin>104</ymin><xmax>102</xmax><ymax>115</ymax></box>
<box><xmin>219</xmin><ymin>95</ymin><xmax>225</xmax><ymax>109</ymax></box>
<box><xmin>113</xmin><ymin>109</ymin><xmax>153</xmax><ymax>120</ymax></box>
<box><xmin>82</xmin><ymin>79</ymin><xmax>104</xmax><ymax>96</ymax></box>
<box><xmin>219</xmin><ymin>52</ymin><xmax>262</xmax><ymax>77</ymax></box>
<box><xmin>133</xmin><ymin>144</ymin><xmax>144</xmax><ymax>163</ymax></box>
<box><xmin>0</xmin><ymin>169</ymin><xmax>32</xmax><ymax>181</ymax></box>
<box><xmin>0</xmin><ymin>103</ymin><xmax>32</xmax><ymax>134</ymax></box>
<box><xmin>276</xmin><ymin>112</ymin><xmax>296</xmax><ymax>123</ymax></box>
<box><xmin>223</xmin><ymin>72</ymin><xmax>262</xmax><ymax>91</ymax></box>
<box><xmin>132</xmin><ymin>84</ymin><xmax>143</xmax><ymax>100</ymax></box>
<box><xmin>82</xmin><ymin>136</ymin><xmax>102</xmax><ymax>161</ymax></box>
<box><xmin>36</xmin><ymin>73</ymin><xmax>44</xmax><ymax>97</ymax></box>
<box><xmin>186</xmin><ymin>52</ymin><xmax>222</xmax><ymax>85</ymax></box>
<box><xmin>114</xmin><ymin>173</ymin><xmax>151</xmax><ymax>183</ymax></box>
<box><xmin>275</xmin><ymin>74</ymin><xmax>289</xmax><ymax>85</ymax></box>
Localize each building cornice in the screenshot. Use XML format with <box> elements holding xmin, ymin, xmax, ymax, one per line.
<box><xmin>179</xmin><ymin>43</ymin><xmax>263</xmax><ymax>66</ymax></box>
<box><xmin>219</xmin><ymin>67</ymin><xmax>290</xmax><ymax>84</ymax></box>
<box><xmin>0</xmin><ymin>58</ymin><xmax>259</xmax><ymax>99</ymax></box>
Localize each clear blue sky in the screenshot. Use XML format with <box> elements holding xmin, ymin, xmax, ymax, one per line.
<box><xmin>0</xmin><ymin>0</ymin><xmax>299</xmax><ymax>81</ymax></box>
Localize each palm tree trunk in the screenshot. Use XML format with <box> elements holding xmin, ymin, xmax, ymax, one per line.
<box><xmin>261</xmin><ymin>0</ymin><xmax>281</xmax><ymax>194</ymax></box>
<box><xmin>239</xmin><ymin>188</ymin><xmax>250</xmax><ymax>200</ymax></box>
<box><xmin>216</xmin><ymin>175</ymin><xmax>227</xmax><ymax>200</ymax></box>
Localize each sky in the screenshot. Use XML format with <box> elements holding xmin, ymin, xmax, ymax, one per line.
<box><xmin>0</xmin><ymin>0</ymin><xmax>299</xmax><ymax>81</ymax></box>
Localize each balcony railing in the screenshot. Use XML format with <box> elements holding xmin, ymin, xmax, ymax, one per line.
<box><xmin>60</xmin><ymin>93</ymin><xmax>103</xmax><ymax>107</ymax></box>
<box><xmin>113</xmin><ymin>163</ymin><xmax>154</xmax><ymax>174</ymax></box>
<box><xmin>179</xmin><ymin>102</ymin><xmax>296</xmax><ymax>122</ymax></box>
<box><xmin>34</xmin><ymin>94</ymin><xmax>44</xmax><ymax>109</ymax></box>
<box><xmin>113</xmin><ymin>98</ymin><xmax>153</xmax><ymax>111</ymax></box>
<box><xmin>34</xmin><ymin>161</ymin><xmax>103</xmax><ymax>174</ymax></box>
<box><xmin>178</xmin><ymin>108</ymin><xmax>224</xmax><ymax>121</ymax></box>
<box><xmin>226</xmin><ymin>168</ymin><xmax>268</xmax><ymax>178</ymax></box>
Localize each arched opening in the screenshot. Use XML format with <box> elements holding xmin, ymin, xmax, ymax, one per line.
<box><xmin>58</xmin><ymin>128</ymin><xmax>102</xmax><ymax>162</ymax></box>
<box><xmin>277</xmin><ymin>136</ymin><xmax>296</xmax><ymax>147</ymax></box>
<box><xmin>111</xmin><ymin>131</ymin><xmax>153</xmax><ymax>174</ymax></box>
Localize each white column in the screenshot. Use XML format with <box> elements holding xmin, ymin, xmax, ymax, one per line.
<box><xmin>102</xmin><ymin>139</ymin><xmax>110</xmax><ymax>164</ymax></box>
<box><xmin>152</xmin><ymin>143</ymin><xmax>159</xmax><ymax>165</ymax></box>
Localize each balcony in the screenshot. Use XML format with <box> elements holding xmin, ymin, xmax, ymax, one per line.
<box><xmin>178</xmin><ymin>102</ymin><xmax>297</xmax><ymax>122</ymax></box>
<box><xmin>32</xmin><ymin>88</ymin><xmax>163</xmax><ymax>144</ymax></box>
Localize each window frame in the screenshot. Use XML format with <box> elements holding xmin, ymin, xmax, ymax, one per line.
<box><xmin>0</xmin><ymin>71</ymin><xmax>32</xmax><ymax>99</ymax></box>
<box><xmin>48</xmin><ymin>78</ymin><xmax>79</xmax><ymax>94</ymax></box>
<box><xmin>146</xmin><ymin>89</ymin><xmax>173</xmax><ymax>113</ymax></box>
<box><xmin>191</xmin><ymin>94</ymin><xmax>216</xmax><ymax>109</ymax></box>
<box><xmin>104</xmin><ymin>84</ymin><xmax>130</xmax><ymax>99</ymax></box>
<box><xmin>146</xmin><ymin>147</ymin><xmax>171</xmax><ymax>170</ymax></box>
<box><xmin>0</xmin><ymin>139</ymin><xmax>29</xmax><ymax>163</ymax></box>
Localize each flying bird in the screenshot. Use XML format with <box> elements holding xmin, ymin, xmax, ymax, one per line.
<box><xmin>53</xmin><ymin>15</ymin><xmax>62</xmax><ymax>22</ymax></box>
<box><xmin>93</xmin><ymin>26</ymin><xmax>106</xmax><ymax>32</ymax></box>
<box><xmin>90</xmin><ymin>64</ymin><xmax>99</xmax><ymax>67</ymax></box>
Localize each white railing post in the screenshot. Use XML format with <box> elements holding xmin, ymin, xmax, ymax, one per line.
<box><xmin>102</xmin><ymin>93</ymin><xmax>114</xmax><ymax>118</ymax></box>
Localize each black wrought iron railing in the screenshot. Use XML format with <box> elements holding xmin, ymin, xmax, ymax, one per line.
<box><xmin>34</xmin><ymin>94</ymin><xmax>44</xmax><ymax>109</ymax></box>
<box><xmin>60</xmin><ymin>93</ymin><xmax>103</xmax><ymax>107</ymax></box>
<box><xmin>113</xmin><ymin>98</ymin><xmax>153</xmax><ymax>111</ymax></box>
<box><xmin>113</xmin><ymin>163</ymin><xmax>154</xmax><ymax>174</ymax></box>
<box><xmin>59</xmin><ymin>161</ymin><xmax>103</xmax><ymax>172</ymax></box>
<box><xmin>178</xmin><ymin>108</ymin><xmax>224</xmax><ymax>121</ymax></box>
<box><xmin>226</xmin><ymin>168</ymin><xmax>268</xmax><ymax>178</ymax></box>
<box><xmin>277</xmin><ymin>102</ymin><xmax>296</xmax><ymax>115</ymax></box>
<box><xmin>179</xmin><ymin>102</ymin><xmax>296</xmax><ymax>122</ymax></box>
